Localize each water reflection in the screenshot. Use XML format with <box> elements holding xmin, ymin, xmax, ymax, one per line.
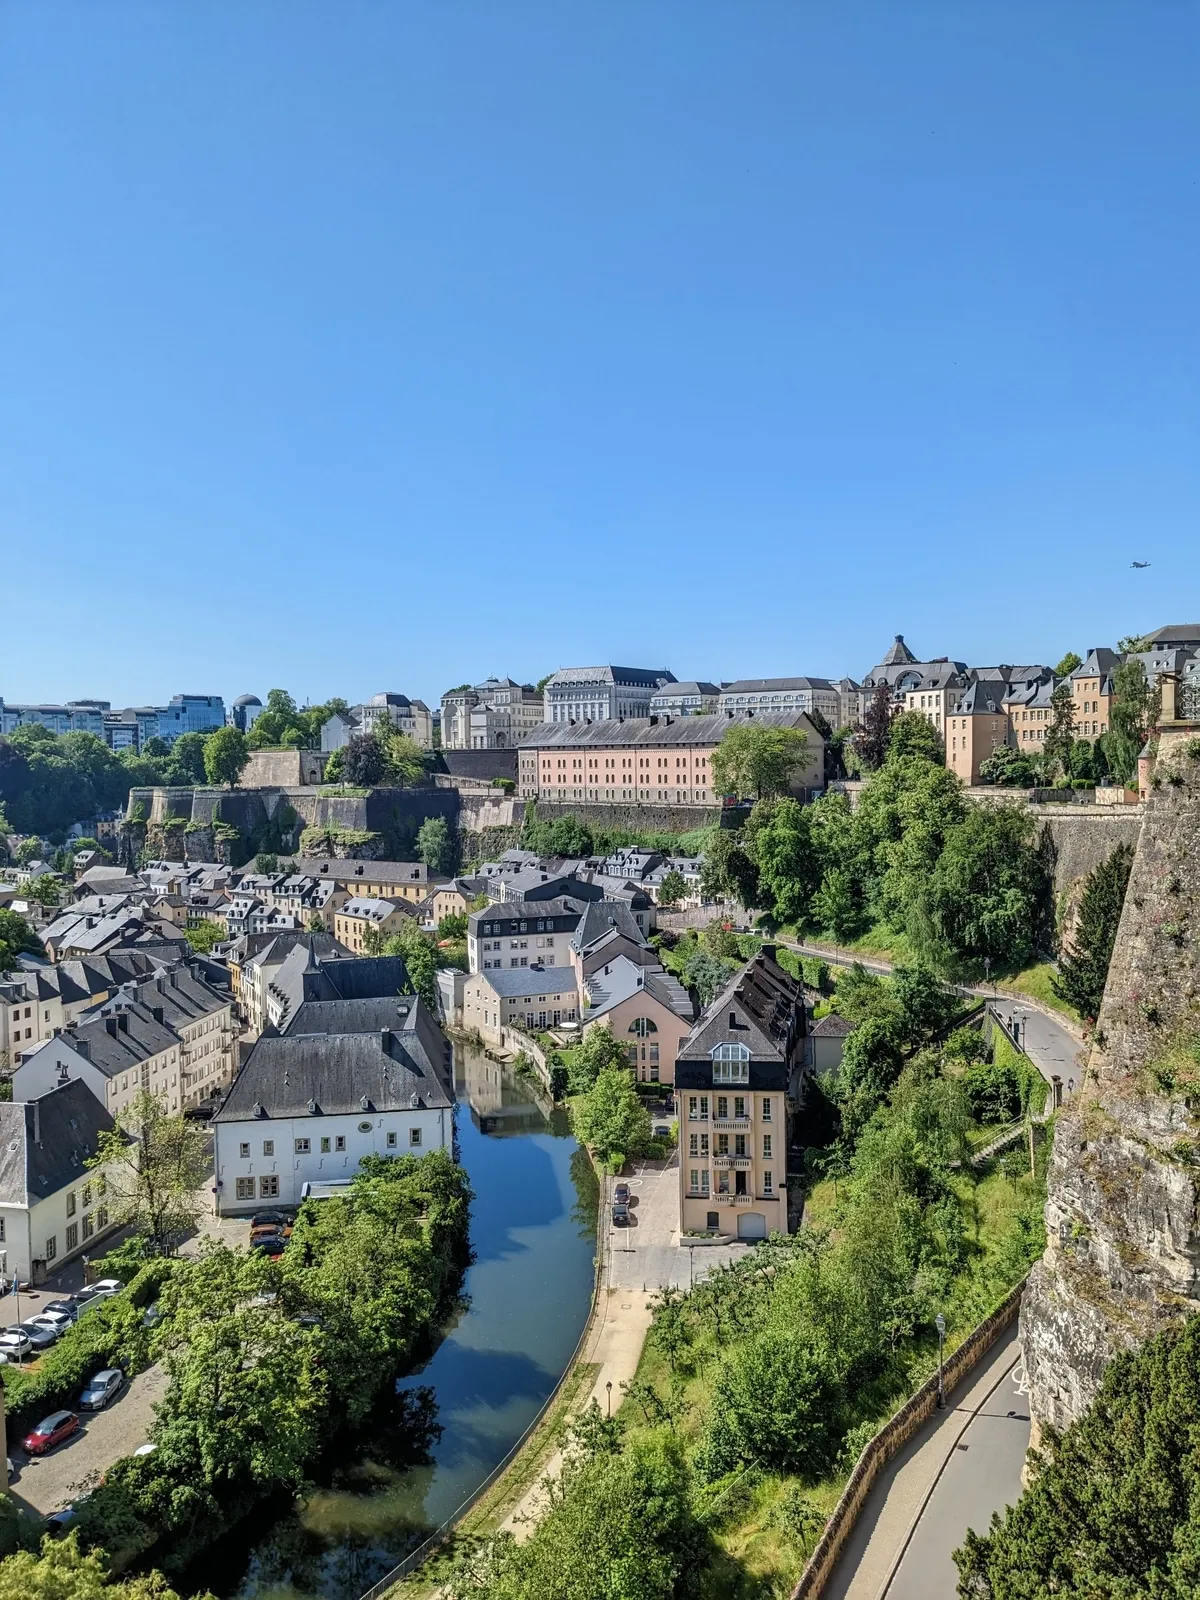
<box><xmin>208</xmin><ymin>1041</ymin><xmax>596</xmax><ymax>1600</ymax></box>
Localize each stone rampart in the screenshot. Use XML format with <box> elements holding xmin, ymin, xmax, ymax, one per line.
<box><xmin>1021</xmin><ymin>727</ymin><xmax>1200</xmax><ymax>1435</ymax></box>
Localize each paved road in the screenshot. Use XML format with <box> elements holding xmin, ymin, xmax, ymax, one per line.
<box><xmin>9</xmin><ymin>1362</ymin><xmax>168</xmax><ymax>1516</ymax></box>
<box><xmin>785</xmin><ymin>939</ymin><xmax>1084</xmax><ymax>1100</ymax></box>
<box><xmin>825</xmin><ymin>1327</ymin><xmax>1028</xmax><ymax>1600</ymax></box>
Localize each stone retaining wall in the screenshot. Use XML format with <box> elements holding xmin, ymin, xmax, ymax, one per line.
<box><xmin>789</xmin><ymin>1280</ymin><xmax>1026</xmax><ymax>1600</ymax></box>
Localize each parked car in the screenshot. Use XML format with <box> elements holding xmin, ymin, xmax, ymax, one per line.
<box><xmin>613</xmin><ymin>1182</ymin><xmax>631</xmax><ymax>1205</ymax></box>
<box><xmin>249</xmin><ymin>1232</ymin><xmax>287</xmax><ymax>1258</ymax></box>
<box><xmin>0</xmin><ymin>1331</ymin><xmax>35</xmax><ymax>1360</ymax></box>
<box><xmin>80</xmin><ymin>1369</ymin><xmax>125</xmax><ymax>1411</ymax></box>
<box><xmin>22</xmin><ymin>1411</ymin><xmax>80</xmax><ymax>1455</ymax></box>
<box><xmin>250</xmin><ymin>1210</ymin><xmax>290</xmax><ymax>1231</ymax></box>
<box><xmin>75</xmin><ymin>1296</ymin><xmax>115</xmax><ymax>1321</ymax></box>
<box><xmin>43</xmin><ymin>1299</ymin><xmax>80</xmax><ymax>1323</ymax></box>
<box><xmin>89</xmin><ymin>1279</ymin><xmax>124</xmax><ymax>1297</ymax></box>
<box><xmin>5</xmin><ymin>1457</ymin><xmax>16</xmax><ymax>1483</ymax></box>
<box><xmin>28</xmin><ymin>1310</ymin><xmax>73</xmax><ymax>1336</ymax></box>
<box><xmin>611</xmin><ymin>1202</ymin><xmax>630</xmax><ymax>1227</ymax></box>
<box><xmin>133</xmin><ymin>1442</ymin><xmax>156</xmax><ymax>1459</ymax></box>
<box><xmin>13</xmin><ymin>1320</ymin><xmax>58</xmax><ymax>1350</ymax></box>
<box><xmin>45</xmin><ymin>1503</ymin><xmax>81</xmax><ymax>1536</ymax></box>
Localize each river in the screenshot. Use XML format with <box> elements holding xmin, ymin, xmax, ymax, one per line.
<box><xmin>200</xmin><ymin>1043</ymin><xmax>598</xmax><ymax>1599</ymax></box>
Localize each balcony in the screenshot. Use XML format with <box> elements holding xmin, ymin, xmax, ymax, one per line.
<box><xmin>713</xmin><ymin>1192</ymin><xmax>756</xmax><ymax>1205</ymax></box>
<box><xmin>712</xmin><ymin>1117</ymin><xmax>751</xmax><ymax>1131</ymax></box>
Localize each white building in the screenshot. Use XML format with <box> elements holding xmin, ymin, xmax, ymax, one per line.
<box><xmin>321</xmin><ymin>694</ymin><xmax>434</xmax><ymax>752</ymax></box>
<box><xmin>0</xmin><ymin>1079</ymin><xmax>121</xmax><ymax>1284</ymax></box>
<box><xmin>212</xmin><ymin>1019</ymin><xmax>453</xmax><ymax>1214</ymax></box>
<box><xmin>718</xmin><ymin>677</ymin><xmax>842</xmax><ymax>723</ymax></box>
<box><xmin>466</xmin><ymin>896</ymin><xmax>586</xmax><ymax>974</ymax></box>
<box><xmin>440</xmin><ymin>679</ymin><xmax>545</xmax><ymax>750</ymax></box>
<box><xmin>543</xmin><ymin>666</ymin><xmax>676</xmax><ymax>723</ymax></box>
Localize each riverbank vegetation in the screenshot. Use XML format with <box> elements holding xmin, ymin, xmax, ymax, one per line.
<box><xmin>444</xmin><ymin>1018</ymin><xmax>1048</xmax><ymax>1599</ymax></box>
<box><xmin>0</xmin><ymin>1151</ymin><xmax>471</xmax><ymax>1591</ymax></box>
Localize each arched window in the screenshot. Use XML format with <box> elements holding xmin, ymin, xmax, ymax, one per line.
<box><xmin>711</xmin><ymin>1042</ymin><xmax>750</xmax><ymax>1061</ymax></box>
<box><xmin>711</xmin><ymin>1041</ymin><xmax>750</xmax><ymax>1083</ymax></box>
<box><xmin>628</xmin><ymin>1018</ymin><xmax>659</xmax><ymax>1037</ymax></box>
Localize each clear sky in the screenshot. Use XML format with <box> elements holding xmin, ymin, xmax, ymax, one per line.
<box><xmin>2</xmin><ymin>3</ymin><xmax>1198</xmax><ymax>711</ymax></box>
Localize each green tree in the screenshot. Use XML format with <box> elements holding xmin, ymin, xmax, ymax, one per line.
<box><xmin>0</xmin><ymin>908</ymin><xmax>42</xmax><ymax>973</ymax></box>
<box><xmin>437</xmin><ymin>911</ymin><xmax>468</xmax><ymax>939</ymax></box>
<box><xmin>69</xmin><ymin>836</ymin><xmax>113</xmax><ymax>865</ymax></box>
<box><xmin>571</xmin><ymin>1066</ymin><xmax>652</xmax><ymax>1165</ymax></box>
<box><xmin>699</xmin><ymin>829</ymin><xmax>759</xmax><ymax>908</ymax></box>
<box><xmin>1054</xmin><ymin>650</ymin><xmax>1083</xmax><ymax>677</ymax></box>
<box><xmin>812</xmin><ymin>868</ymin><xmax>863</xmax><ymax>941</ymax></box>
<box><xmin>746</xmin><ymin>798</ymin><xmax>820</xmax><ymax>926</ymax></box>
<box><xmin>656</xmin><ymin>868</ymin><xmax>687</xmax><ymax>908</ymax></box>
<box><xmin>203</xmin><ymin>726</ymin><xmax>249</xmax><ymax>789</ymax></box>
<box><xmin>1053</xmin><ymin>842</ymin><xmax>1134</xmax><ymax>1021</ymax></box>
<box><xmin>710</xmin><ymin>724</ymin><xmax>810</xmax><ymax>801</ymax></box>
<box><xmin>708</xmin><ymin>1328</ymin><xmax>844</xmax><ymax>1475</ymax></box>
<box><xmin>90</xmin><ymin>1091</ymin><xmax>212</xmax><ymax>1254</ymax></box>
<box><xmin>21</xmin><ymin>873</ymin><xmax>62</xmax><ymax>908</ymax></box>
<box><xmin>380</xmin><ymin>921</ymin><xmax>439</xmax><ymax>1009</ymax></box>
<box><xmin>915</xmin><ymin>806</ymin><xmax>1048</xmax><ymax>971</ymax></box>
<box><xmin>163</xmin><ymin>730</ymin><xmax>209</xmax><ymax>785</ymax></box>
<box><xmin>567</xmin><ymin>1026</ymin><xmax>631</xmax><ymax>1093</ymax></box>
<box><xmin>417</xmin><ymin>815</ymin><xmax>454</xmax><ymax>874</ymax></box>
<box><xmin>886</xmin><ymin>711</ymin><xmax>944</xmax><ymax>764</ymax></box>
<box><xmin>1105</xmin><ymin>657</ymin><xmax>1157</xmax><ymax>785</ymax></box>
<box><xmin>1041</xmin><ymin>681</ymin><xmax>1077</xmax><ymax>780</ymax></box>
<box><xmin>183</xmin><ymin>921</ymin><xmax>224</xmax><ymax>954</ymax></box>
<box><xmin>978</xmin><ymin>746</ymin><xmax>1036</xmax><ymax>787</ymax></box>
<box><xmin>954</xmin><ymin>1314</ymin><xmax>1200</xmax><ymax>1600</ymax></box>
<box><xmin>342</xmin><ymin>732</ymin><xmax>388</xmax><ymax>786</ymax></box>
<box><xmin>0</xmin><ymin>1535</ymin><xmax>211</xmax><ymax>1600</ymax></box>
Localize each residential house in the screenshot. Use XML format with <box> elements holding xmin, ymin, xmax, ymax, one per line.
<box><xmin>809</xmin><ymin>1013</ymin><xmax>855</xmax><ymax>1074</ymax></box>
<box><xmin>333</xmin><ymin>897</ymin><xmax>417</xmax><ymax>954</ymax></box>
<box><xmin>321</xmin><ymin>693</ymin><xmax>434</xmax><ymax>751</ymax></box>
<box><xmin>945</xmin><ymin>681</ymin><xmax>1012</xmax><ymax>785</ymax></box>
<box><xmin>518</xmin><ymin>711</ymin><xmax>824</xmax><ymax>807</ymax></box>
<box><xmin>901</xmin><ymin>664</ymin><xmax>971</xmax><ymax>737</ymax></box>
<box><xmin>421</xmin><ymin>877</ymin><xmax>487</xmax><ymax>928</ymax></box>
<box><xmin>227</xmin><ymin>930</ymin><xmax>351</xmax><ymax>1036</ymax></box>
<box><xmin>212</xmin><ymin>1000</ymin><xmax>452</xmax><ymax>1214</ymax></box>
<box><xmin>468</xmin><ymin>896</ymin><xmax>586</xmax><ymax>975</ymax></box>
<box><xmin>1003</xmin><ymin>675</ymin><xmax>1056</xmax><ymax>759</ymax></box>
<box><xmin>462</xmin><ymin>966</ymin><xmax>581</xmax><ymax>1045</ymax></box>
<box><xmin>581</xmin><ymin>957</ymin><xmax>694</xmax><ymax>1086</ymax></box>
<box><xmin>650</xmin><ymin>682</ymin><xmax>722</xmax><ymax>717</ymax></box>
<box><xmin>676</xmin><ymin>948</ymin><xmax>808</xmax><ymax>1241</ymax></box>
<box><xmin>276</xmin><ymin>858</ymin><xmax>445</xmax><ymax>905</ymax></box>
<box><xmin>223</xmin><ymin>897</ymin><xmax>299</xmax><ymax>940</ymax></box>
<box><xmin>0</xmin><ymin>950</ymin><xmax>185</xmax><ymax>1071</ymax></box>
<box><xmin>0</xmin><ymin>1080</ymin><xmax>121</xmax><ymax>1283</ymax></box>
<box><xmin>1070</xmin><ymin>648</ymin><xmax>1119</xmax><ymax>741</ymax></box>
<box><xmin>543</xmin><ymin>667</ymin><xmax>677</xmax><ymax>723</ymax></box>
<box><xmin>718</xmin><ymin>678</ymin><xmax>842</xmax><ymax>723</ymax></box>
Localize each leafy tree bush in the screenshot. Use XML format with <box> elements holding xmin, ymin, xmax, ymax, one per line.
<box><xmin>0</xmin><ymin>1534</ymin><xmax>209</xmax><ymax>1599</ymax></box>
<box><xmin>955</xmin><ymin>1313</ymin><xmax>1200</xmax><ymax>1599</ymax></box>
<box><xmin>377</xmin><ymin>921</ymin><xmax>437</xmax><ymax>1009</ymax></box>
<box><xmin>705</xmin><ymin>1329</ymin><xmax>845</xmax><ymax>1476</ymax></box>
<box><xmin>90</xmin><ymin>1092</ymin><xmax>211</xmax><ymax>1255</ymax></box>
<box><xmin>961</xmin><ymin>1058</ymin><xmax>1024</xmax><ymax>1124</ymax></box>
<box><xmin>3</xmin><ymin>911</ymin><xmax>46</xmax><ymax>982</ymax></box>
<box><xmin>566</xmin><ymin>1026</ymin><xmax>631</xmax><ymax>1093</ymax></box>
<box><xmin>183</xmin><ymin>921</ymin><xmax>223</xmax><ymax>954</ymax></box>
<box><xmin>746</xmin><ymin>798</ymin><xmax>819</xmax><ymax>925</ymax></box>
<box><xmin>1105</xmin><ymin>657</ymin><xmax>1157</xmax><ymax>785</ymax></box>
<box><xmin>202</xmin><ymin>727</ymin><xmax>249</xmax><ymax>789</ymax></box>
<box><xmin>711</xmin><ymin>724</ymin><xmax>810</xmax><ymax>801</ymax></box>
<box><xmin>1053</xmin><ymin>842</ymin><xmax>1134</xmax><ymax>1022</ymax></box>
<box><xmin>571</xmin><ymin>1067</ymin><xmax>653</xmax><ymax>1167</ymax></box>
<box><xmin>656</xmin><ymin>868</ymin><xmax>687</xmax><ymax>908</ymax></box>
<box><xmin>859</xmin><ymin>681</ymin><xmax>895</xmax><ymax>771</ymax></box>
<box><xmin>978</xmin><ymin>746</ymin><xmax>1036</xmax><ymax>788</ymax></box>
<box><xmin>341</xmin><ymin>732</ymin><xmax>388</xmax><ymax>786</ymax></box>
<box><xmin>887</xmin><ymin>711</ymin><xmax>944</xmax><ymax>764</ymax></box>
<box><xmin>1054</xmin><ymin>650</ymin><xmax>1083</xmax><ymax>677</ymax></box>
<box><xmin>417</xmin><ymin>815</ymin><xmax>454</xmax><ymax>874</ymax></box>
<box><xmin>914</xmin><ymin>806</ymin><xmax>1048</xmax><ymax>972</ymax></box>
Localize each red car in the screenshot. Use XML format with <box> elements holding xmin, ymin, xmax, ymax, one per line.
<box><xmin>23</xmin><ymin>1411</ymin><xmax>79</xmax><ymax>1455</ymax></box>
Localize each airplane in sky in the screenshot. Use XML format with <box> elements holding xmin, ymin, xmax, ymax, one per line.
<box><xmin>1131</xmin><ymin>561</ymin><xmax>1152</xmax><ymax>569</ymax></box>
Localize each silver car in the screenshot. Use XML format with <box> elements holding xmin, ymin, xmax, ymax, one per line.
<box><xmin>79</xmin><ymin>1369</ymin><xmax>125</xmax><ymax>1411</ymax></box>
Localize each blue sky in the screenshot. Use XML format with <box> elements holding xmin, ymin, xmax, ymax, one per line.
<box><xmin>2</xmin><ymin>3</ymin><xmax>1197</xmax><ymax>711</ymax></box>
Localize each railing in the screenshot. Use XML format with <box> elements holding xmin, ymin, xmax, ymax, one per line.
<box><xmin>713</xmin><ymin>1116</ymin><xmax>751</xmax><ymax>1130</ymax></box>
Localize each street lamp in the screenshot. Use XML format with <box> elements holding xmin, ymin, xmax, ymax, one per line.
<box><xmin>935</xmin><ymin>1313</ymin><xmax>947</xmax><ymax>1409</ymax></box>
<box><xmin>606</xmin><ymin>1380</ymin><xmax>613</xmax><ymax>1418</ymax></box>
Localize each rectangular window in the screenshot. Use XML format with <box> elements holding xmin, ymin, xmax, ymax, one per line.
<box><xmin>335</xmin><ymin>1135</ymin><xmax>346</xmax><ymax>1151</ymax></box>
<box><xmin>263</xmin><ymin>1140</ymin><xmax>274</xmax><ymax>1156</ymax></box>
<box><xmin>65</xmin><ymin>1222</ymin><xmax>79</xmax><ymax>1252</ymax></box>
<box><xmin>260</xmin><ymin>1175</ymin><xmax>280</xmax><ymax>1198</ymax></box>
<box><xmin>82</xmin><ymin>1213</ymin><xmax>94</xmax><ymax>1241</ymax></box>
<box><xmin>733</xmin><ymin>1096</ymin><xmax>747</xmax><ymax>1119</ymax></box>
<box><xmin>66</xmin><ymin>1192</ymin><xmax>76</xmax><ymax>1218</ymax></box>
<box><xmin>763</xmin><ymin>1134</ymin><xmax>773</xmax><ymax>1158</ymax></box>
<box><xmin>387</xmin><ymin>1131</ymin><xmax>397</xmax><ymax>1147</ymax></box>
<box><xmin>320</xmin><ymin>1137</ymin><xmax>331</xmax><ymax>1153</ymax></box>
<box><xmin>97</xmin><ymin>1205</ymin><xmax>109</xmax><ymax>1230</ymax></box>
<box><xmin>410</xmin><ymin>1127</ymin><xmax>422</xmax><ymax>1147</ymax></box>
<box><xmin>761</xmin><ymin>1097</ymin><xmax>772</xmax><ymax>1121</ymax></box>
<box><xmin>45</xmin><ymin>1236</ymin><xmax>57</xmax><ymax>1261</ymax></box>
<box><xmin>240</xmin><ymin>1142</ymin><xmax>250</xmax><ymax>1158</ymax></box>
<box><xmin>716</xmin><ymin>1097</ymin><xmax>728</xmax><ymax>1119</ymax></box>
<box><xmin>762</xmin><ymin>1171</ymin><xmax>773</xmax><ymax>1194</ymax></box>
<box><xmin>294</xmin><ymin>1138</ymin><xmax>310</xmax><ymax>1154</ymax></box>
<box><xmin>689</xmin><ymin>1133</ymin><xmax>699</xmax><ymax>1157</ymax></box>
<box><xmin>236</xmin><ymin>1177</ymin><xmax>255</xmax><ymax>1200</ymax></box>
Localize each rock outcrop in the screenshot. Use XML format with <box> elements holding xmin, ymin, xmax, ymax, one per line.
<box><xmin>1021</xmin><ymin>728</ymin><xmax>1200</xmax><ymax>1436</ymax></box>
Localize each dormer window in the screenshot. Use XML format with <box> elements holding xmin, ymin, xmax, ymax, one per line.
<box><xmin>711</xmin><ymin>1041</ymin><xmax>750</xmax><ymax>1083</ymax></box>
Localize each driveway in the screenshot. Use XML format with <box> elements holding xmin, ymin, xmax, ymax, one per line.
<box><xmin>9</xmin><ymin>1362</ymin><xmax>168</xmax><ymax>1516</ymax></box>
<box><xmin>605</xmin><ymin>1151</ymin><xmax>746</xmax><ymax>1292</ymax></box>
<box><xmin>988</xmin><ymin>999</ymin><xmax>1084</xmax><ymax>1098</ymax></box>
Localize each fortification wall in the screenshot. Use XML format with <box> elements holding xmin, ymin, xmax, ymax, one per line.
<box><xmin>1021</xmin><ymin>728</ymin><xmax>1200</xmax><ymax>1435</ymax></box>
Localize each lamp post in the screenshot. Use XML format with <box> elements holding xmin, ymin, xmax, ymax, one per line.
<box><xmin>935</xmin><ymin>1313</ymin><xmax>946</xmax><ymax>1408</ymax></box>
<box><xmin>606</xmin><ymin>1380</ymin><xmax>612</xmax><ymax>1419</ymax></box>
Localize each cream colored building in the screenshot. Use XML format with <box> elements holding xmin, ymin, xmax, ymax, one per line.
<box><xmin>278</xmin><ymin>858</ymin><xmax>446</xmax><ymax>905</ymax></box>
<box><xmin>463</xmin><ymin>966</ymin><xmax>581</xmax><ymax>1046</ymax></box>
<box><xmin>946</xmin><ymin>683</ymin><xmax>1011</xmax><ymax>785</ymax></box>
<box><xmin>518</xmin><ymin>711</ymin><xmax>824</xmax><ymax>807</ymax></box>
<box><xmin>333</xmin><ymin>897</ymin><xmax>417</xmax><ymax>954</ymax></box>
<box><xmin>1070</xmin><ymin>648</ymin><xmax>1117</xmax><ymax>741</ymax></box>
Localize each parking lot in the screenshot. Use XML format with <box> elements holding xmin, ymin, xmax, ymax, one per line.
<box><xmin>605</xmin><ymin>1149</ymin><xmax>748</xmax><ymax>1291</ymax></box>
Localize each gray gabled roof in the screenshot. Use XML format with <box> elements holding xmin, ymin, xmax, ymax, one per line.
<box><xmin>954</xmin><ymin>680</ymin><xmax>1010</xmax><ymax>716</ymax></box>
<box><xmin>0</xmin><ymin>1079</ymin><xmax>117</xmax><ymax>1206</ymax></box>
<box><xmin>469</xmin><ymin>966</ymin><xmax>580</xmax><ymax>999</ymax></box>
<box><xmin>544</xmin><ymin>666</ymin><xmax>676</xmax><ymax>688</ymax></box>
<box><xmin>214</xmin><ymin>1025</ymin><xmax>452</xmax><ymax>1123</ymax></box>
<box><xmin>573</xmin><ymin>899</ymin><xmax>647</xmax><ymax>952</ymax></box>
<box><xmin>721</xmin><ymin>677</ymin><xmax>834</xmax><ymax>694</ymax></box>
<box><xmin>678</xmin><ymin>950</ymin><xmax>806</xmax><ymax>1063</ymax></box>
<box><xmin>811</xmin><ymin>1012</ymin><xmax>855</xmax><ymax>1037</ymax></box>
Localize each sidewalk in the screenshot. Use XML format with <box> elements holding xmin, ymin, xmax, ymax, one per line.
<box><xmin>822</xmin><ymin>1326</ymin><xmax>1026</xmax><ymax>1600</ymax></box>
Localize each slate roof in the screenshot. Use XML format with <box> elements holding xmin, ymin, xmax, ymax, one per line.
<box><xmin>811</xmin><ymin>1012</ymin><xmax>855</xmax><ymax>1037</ymax></box>
<box><xmin>652</xmin><ymin>682</ymin><xmax>721</xmax><ymax>698</ymax></box>
<box><xmin>518</xmin><ymin>710</ymin><xmax>821</xmax><ymax>749</ymax></box>
<box><xmin>678</xmin><ymin>949</ymin><xmax>807</xmax><ymax>1064</ymax></box>
<box><xmin>1143</xmin><ymin>623</ymin><xmax>1200</xmax><ymax>647</ymax></box>
<box><xmin>1070</xmin><ymin>648</ymin><xmax>1120</xmax><ymax>680</ymax></box>
<box><xmin>469</xmin><ymin>896</ymin><xmax>587</xmax><ymax>932</ymax></box>
<box><xmin>286</xmin><ymin>995</ymin><xmax>420</xmax><ymax>1036</ymax></box>
<box><xmin>721</xmin><ymin>677</ymin><xmax>834</xmax><ymax>694</ymax></box>
<box><xmin>0</xmin><ymin>1079</ymin><xmax>117</xmax><ymax>1206</ymax></box>
<box><xmin>878</xmin><ymin>635</ymin><xmax>919</xmax><ymax>667</ymax></box>
<box><xmin>470</xmin><ymin>966</ymin><xmax>580</xmax><ymax>999</ymax></box>
<box><xmin>573</xmin><ymin>899</ymin><xmax>647</xmax><ymax>952</ymax></box>
<box><xmin>586</xmin><ymin>956</ymin><xmax>693</xmax><ymax>1021</ymax></box>
<box><xmin>278</xmin><ymin>858</ymin><xmax>439</xmax><ymax>887</ymax></box>
<box><xmin>954</xmin><ymin>681</ymin><xmax>1010</xmax><ymax>716</ymax></box>
<box><xmin>544</xmin><ymin>667</ymin><xmax>675</xmax><ymax>687</ymax></box>
<box><xmin>214</xmin><ymin>1026</ymin><xmax>452</xmax><ymax>1122</ymax></box>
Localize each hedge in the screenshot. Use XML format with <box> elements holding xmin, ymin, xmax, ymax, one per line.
<box><xmin>1</xmin><ymin>1260</ymin><xmax>173</xmax><ymax>1439</ymax></box>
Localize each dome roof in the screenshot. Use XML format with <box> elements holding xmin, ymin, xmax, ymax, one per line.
<box><xmin>233</xmin><ymin>693</ymin><xmax>263</xmax><ymax>707</ymax></box>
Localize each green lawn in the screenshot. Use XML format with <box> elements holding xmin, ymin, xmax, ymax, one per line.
<box><xmin>994</xmin><ymin>960</ymin><xmax>1080</xmax><ymax>1027</ymax></box>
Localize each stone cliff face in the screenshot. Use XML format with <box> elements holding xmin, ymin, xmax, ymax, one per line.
<box><xmin>1021</xmin><ymin>729</ymin><xmax>1200</xmax><ymax>1436</ymax></box>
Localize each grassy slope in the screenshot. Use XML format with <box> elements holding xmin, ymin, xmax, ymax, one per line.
<box><xmin>992</xmin><ymin>960</ymin><xmax>1081</xmax><ymax>1026</ymax></box>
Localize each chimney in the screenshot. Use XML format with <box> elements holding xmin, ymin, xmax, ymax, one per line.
<box><xmin>105</xmin><ymin>1017</ymin><xmax>118</xmax><ymax>1037</ymax></box>
<box><xmin>118</xmin><ymin>1011</ymin><xmax>130</xmax><ymax>1033</ymax></box>
<box><xmin>381</xmin><ymin>1028</ymin><xmax>392</xmax><ymax>1050</ymax></box>
<box><xmin>75</xmin><ymin>1037</ymin><xmax>90</xmax><ymax>1061</ymax></box>
<box><xmin>32</xmin><ymin>1100</ymin><xmax>40</xmax><ymax>1146</ymax></box>
<box><xmin>649</xmin><ymin>715</ymin><xmax>658</xmax><ymax>726</ymax></box>
<box><xmin>151</xmin><ymin>1005</ymin><xmax>164</xmax><ymax>1024</ymax></box>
